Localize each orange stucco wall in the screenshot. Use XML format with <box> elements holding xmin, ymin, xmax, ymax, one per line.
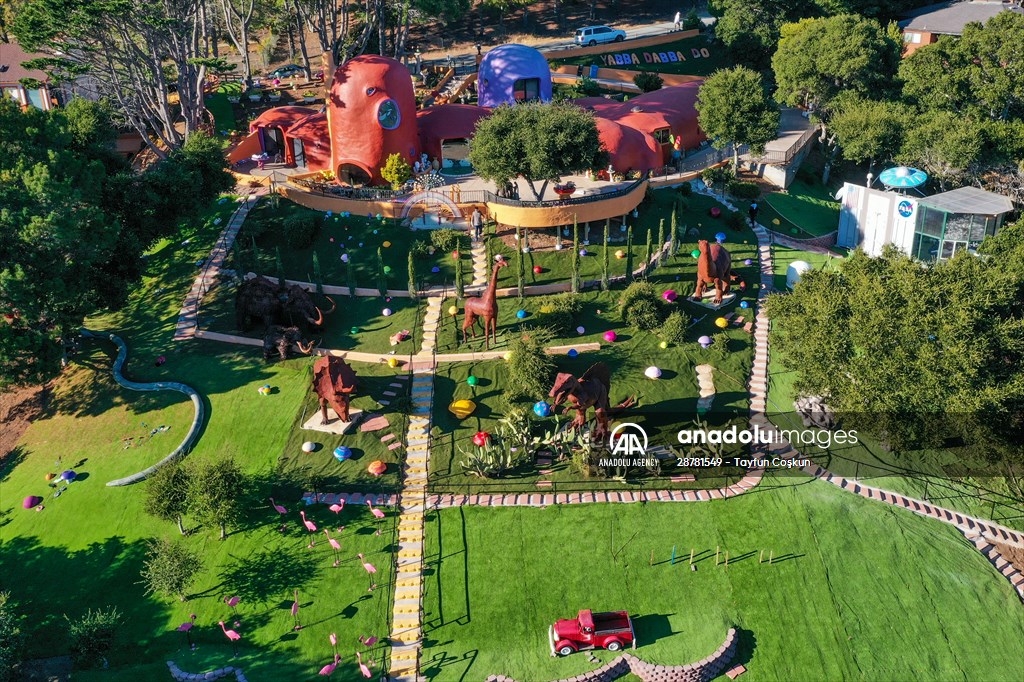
<box><xmin>227</xmin><ymin>131</ymin><xmax>263</xmax><ymax>164</ymax></box>
<box><xmin>486</xmin><ymin>180</ymin><xmax>647</xmax><ymax>228</ymax></box>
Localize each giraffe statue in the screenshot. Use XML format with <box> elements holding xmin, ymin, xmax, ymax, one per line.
<box><xmin>462</xmin><ymin>258</ymin><xmax>509</xmax><ymax>349</ymax></box>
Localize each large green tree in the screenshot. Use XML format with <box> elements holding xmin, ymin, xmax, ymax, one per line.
<box><xmin>696</xmin><ymin>66</ymin><xmax>781</xmax><ymax>167</ymax></box>
<box><xmin>189</xmin><ymin>458</ymin><xmax>247</xmax><ymax>540</ymax></box>
<box><xmin>765</xmin><ymin>227</ymin><xmax>1024</xmax><ymax>460</ymax></box>
<box><xmin>710</xmin><ymin>0</ymin><xmax>815</xmax><ymax>67</ymax></box>
<box><xmin>0</xmin><ymin>98</ymin><xmax>231</xmax><ymax>387</ymax></box>
<box><xmin>469</xmin><ymin>101</ymin><xmax>606</xmax><ymax>201</ymax></box>
<box><xmin>139</xmin><ymin>538</ymin><xmax>204</xmax><ymax>601</ymax></box>
<box><xmin>829</xmin><ymin>96</ymin><xmax>910</xmax><ymax>174</ymax></box>
<box><xmin>143</xmin><ymin>464</ymin><xmax>194</xmax><ymax>535</ymax></box>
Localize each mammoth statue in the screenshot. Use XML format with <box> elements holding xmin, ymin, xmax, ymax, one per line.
<box><xmin>549</xmin><ymin>362</ymin><xmax>635</xmax><ymax>443</ymax></box>
<box><xmin>311</xmin><ymin>356</ymin><xmax>358</xmax><ymax>424</ymax></box>
<box><xmin>693</xmin><ymin>239</ymin><xmax>733</xmax><ymax>305</ymax></box>
<box><xmin>236</xmin><ymin>275</ymin><xmax>336</xmax><ymax>333</ymax></box>
<box><xmin>263</xmin><ymin>325</ymin><xmax>316</xmax><ymax>361</ymax></box>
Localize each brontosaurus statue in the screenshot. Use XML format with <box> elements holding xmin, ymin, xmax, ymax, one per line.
<box><xmin>548</xmin><ymin>362</ymin><xmax>635</xmax><ymax>443</ymax></box>
<box><xmin>311</xmin><ymin>356</ymin><xmax>358</xmax><ymax>424</ymax></box>
<box><xmin>462</xmin><ymin>258</ymin><xmax>508</xmax><ymax>349</ymax></box>
<box><xmin>693</xmin><ymin>239</ymin><xmax>733</xmax><ymax>305</ymax></box>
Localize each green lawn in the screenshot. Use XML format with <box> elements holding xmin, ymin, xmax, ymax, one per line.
<box><xmin>205</xmin><ymin>82</ymin><xmax>242</xmax><ymax>135</ymax></box>
<box><xmin>420</xmin><ymin>482</ymin><xmax>1024</xmax><ymax>681</ymax></box>
<box><xmin>762</xmin><ymin>178</ymin><xmax>841</xmax><ymax>238</ymax></box>
<box><xmin>550</xmin><ymin>33</ymin><xmax>730</xmax><ymax>78</ymax></box>
<box><xmin>228</xmin><ymin>199</ymin><xmax>471</xmax><ymax>291</ymax></box>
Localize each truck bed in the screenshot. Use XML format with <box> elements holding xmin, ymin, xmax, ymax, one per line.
<box><xmin>592</xmin><ymin>611</ymin><xmax>632</xmax><ymax>633</ymax></box>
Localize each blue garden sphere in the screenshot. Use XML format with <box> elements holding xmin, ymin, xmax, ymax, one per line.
<box><xmin>516</xmin><ymin>309</ymin><xmax>527</xmax><ymax>319</ymax></box>
<box><xmin>334</xmin><ymin>446</ymin><xmax>352</xmax><ymax>461</ymax></box>
<box><xmin>431</xmin><ymin>266</ymin><xmax>440</xmax><ymax>273</ymax></box>
<box><xmin>740</xmin><ymin>301</ymin><xmax>750</xmax><ymax>309</ymax></box>
<box><xmin>567</xmin><ymin>348</ymin><xmax>579</xmax><ymax>358</ymax></box>
<box><xmin>715</xmin><ymin>232</ymin><xmax>727</xmax><ymax>243</ymax></box>
<box><xmin>533</xmin><ymin>401</ymin><xmax>552</xmax><ymax>417</ymax></box>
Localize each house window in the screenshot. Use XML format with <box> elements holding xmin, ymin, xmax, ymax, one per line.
<box><xmin>653</xmin><ymin>128</ymin><xmax>672</xmax><ymax>144</ymax></box>
<box><xmin>903</xmin><ymin>32</ymin><xmax>922</xmax><ymax>44</ymax></box>
<box><xmin>513</xmin><ymin>77</ymin><xmax>540</xmax><ymax>102</ymax></box>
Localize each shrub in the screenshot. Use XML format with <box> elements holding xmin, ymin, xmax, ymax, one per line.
<box><xmin>577</xmin><ymin>76</ymin><xmax>602</xmax><ymax>97</ymax></box>
<box><xmin>724</xmin><ymin>210</ymin><xmax>746</xmax><ymax>231</ymax></box>
<box><xmin>430</xmin><ymin>228</ymin><xmax>464</xmax><ymax>253</ymax></box>
<box><xmin>727</xmin><ymin>180</ymin><xmax>761</xmax><ymax>199</ymax></box>
<box><xmin>143</xmin><ymin>463</ymin><xmax>192</xmax><ymax>535</ymax></box>
<box><xmin>683</xmin><ymin>9</ymin><xmax>701</xmax><ymax>30</ymax></box>
<box><xmin>380</xmin><ymin>152</ymin><xmax>412</xmax><ymax>190</ymax></box>
<box><xmin>549</xmin><ymin>292</ymin><xmax>583</xmax><ymax>316</ymax></box>
<box><xmin>678</xmin><ymin>181</ymin><xmax>693</xmax><ymax>196</ymax></box>
<box><xmin>66</xmin><ymin>607</ymin><xmax>121</xmax><ymax>669</ymax></box>
<box><xmin>0</xmin><ymin>593</ymin><xmax>24</xmax><ymax>682</ymax></box>
<box><xmin>542</xmin><ymin>293</ymin><xmax>583</xmax><ymax>335</ymax></box>
<box><xmin>282</xmin><ymin>214</ymin><xmax>319</xmax><ymax>249</ymax></box>
<box><xmin>660</xmin><ymin>310</ymin><xmax>691</xmax><ymax>344</ymax></box>
<box><xmin>139</xmin><ymin>538</ymin><xmax>204</xmax><ymax>601</ymax></box>
<box><xmin>633</xmin><ymin>72</ymin><xmax>664</xmax><ymax>93</ymax></box>
<box><xmin>711</xmin><ymin>333</ymin><xmax>730</xmax><ymax>354</ymax></box>
<box><xmin>619</xmin><ymin>281</ymin><xmax>667</xmax><ymax>331</ymax></box>
<box><xmin>409</xmin><ymin>239</ymin><xmax>432</xmax><ymax>259</ymax></box>
<box><xmin>504</xmin><ymin>328</ymin><xmax>555</xmax><ymax>401</ymax></box>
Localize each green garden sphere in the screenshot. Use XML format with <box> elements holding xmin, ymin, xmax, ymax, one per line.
<box><xmin>691</xmin><ymin>249</ymin><xmax>700</xmax><ymax>258</ymax></box>
<box><xmin>383</xmin><ymin>265</ymin><xmax>392</xmax><ymax>274</ymax></box>
<box><xmin>466</xmin><ymin>375</ymin><xmax>478</xmax><ymax>386</ymax></box>
<box><xmin>350</xmin><ymin>326</ymin><xmax>359</xmax><ymax>334</ymax></box>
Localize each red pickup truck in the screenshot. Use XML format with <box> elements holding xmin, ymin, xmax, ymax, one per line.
<box><xmin>549</xmin><ymin>609</ymin><xmax>636</xmax><ymax>656</ymax></box>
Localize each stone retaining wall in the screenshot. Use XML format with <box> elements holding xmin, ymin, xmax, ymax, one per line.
<box><xmin>167</xmin><ymin>660</ymin><xmax>247</xmax><ymax>682</ymax></box>
<box><xmin>486</xmin><ymin>627</ymin><xmax>738</xmax><ymax>682</ymax></box>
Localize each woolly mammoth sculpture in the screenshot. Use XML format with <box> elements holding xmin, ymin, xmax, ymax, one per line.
<box><xmin>311</xmin><ymin>356</ymin><xmax>358</xmax><ymax>424</ymax></box>
<box><xmin>548</xmin><ymin>362</ymin><xmax>635</xmax><ymax>443</ymax></box>
<box><xmin>693</xmin><ymin>239</ymin><xmax>733</xmax><ymax>305</ymax></box>
<box><xmin>235</xmin><ymin>275</ymin><xmax>336</xmax><ymax>333</ymax></box>
<box><xmin>263</xmin><ymin>325</ymin><xmax>316</xmax><ymax>361</ymax></box>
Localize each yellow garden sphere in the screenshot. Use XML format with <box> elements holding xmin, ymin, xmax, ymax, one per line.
<box><xmin>448</xmin><ymin>305</ymin><xmax>458</xmax><ymax>316</ymax></box>
<box><xmin>387</xmin><ymin>357</ymin><xmax>400</xmax><ymax>368</ymax></box>
<box><xmin>715</xmin><ymin>317</ymin><xmax>729</xmax><ymax>329</ymax></box>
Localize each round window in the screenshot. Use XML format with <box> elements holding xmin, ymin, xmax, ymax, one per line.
<box><xmin>377</xmin><ymin>99</ymin><xmax>401</xmax><ymax>130</ymax></box>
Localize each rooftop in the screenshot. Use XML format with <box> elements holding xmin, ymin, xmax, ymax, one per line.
<box><xmin>918</xmin><ymin>186</ymin><xmax>1014</xmax><ymax>215</ymax></box>
<box><xmin>0</xmin><ymin>40</ymin><xmax>49</xmax><ymax>85</ymax></box>
<box><xmin>899</xmin><ymin>1</ymin><xmax>1022</xmax><ymax>35</ymax></box>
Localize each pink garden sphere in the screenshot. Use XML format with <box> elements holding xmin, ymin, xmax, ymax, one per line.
<box><xmin>662</xmin><ymin>289</ymin><xmax>678</xmax><ymax>302</ymax></box>
<box><xmin>603</xmin><ymin>330</ymin><xmax>617</xmax><ymax>343</ymax></box>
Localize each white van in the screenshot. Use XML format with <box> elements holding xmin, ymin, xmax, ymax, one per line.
<box><xmin>574</xmin><ymin>26</ymin><xmax>627</xmax><ymax>46</ymax></box>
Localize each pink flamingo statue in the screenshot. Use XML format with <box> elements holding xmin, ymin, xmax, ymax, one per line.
<box><xmin>366</xmin><ymin>500</ymin><xmax>385</xmax><ymax>536</ymax></box>
<box><xmin>223</xmin><ymin>595</ymin><xmax>240</xmax><ymax>614</ymax></box>
<box><xmin>329</xmin><ymin>632</ymin><xmax>338</xmax><ymax>656</ymax></box>
<box><xmin>357</xmin><ymin>553</ymin><xmax>378</xmax><ymax>591</ymax></box>
<box><xmin>324</xmin><ymin>529</ymin><xmax>342</xmax><ymax>567</ymax></box>
<box><xmin>300</xmin><ymin>510</ymin><xmax>318</xmax><ymax>548</ymax></box>
<box><xmin>176</xmin><ymin>614</ymin><xmax>197</xmax><ymax>650</ymax></box>
<box><xmin>318</xmin><ymin>653</ymin><xmax>340</xmax><ymax>678</ymax></box>
<box><xmin>355</xmin><ymin>651</ymin><xmax>372</xmax><ymax>678</ymax></box>
<box><xmin>358</xmin><ymin>634</ymin><xmax>378</xmax><ymax>647</ymax></box>
<box><xmin>268</xmin><ymin>497</ymin><xmax>287</xmax><ymax>515</ymax></box>
<box><xmin>328</xmin><ymin>500</ymin><xmax>345</xmax><ymax>514</ymax></box>
<box><xmin>291</xmin><ymin>589</ymin><xmax>302</xmax><ymax>630</ymax></box>
<box><xmin>218</xmin><ymin>621</ymin><xmax>241</xmax><ymax>657</ymax></box>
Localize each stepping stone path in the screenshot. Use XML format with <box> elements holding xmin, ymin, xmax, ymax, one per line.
<box><xmin>695</xmin><ymin>364</ymin><xmax>716</xmax><ymax>413</ymax></box>
<box><xmin>470</xmin><ymin>236</ymin><xmax>489</xmax><ymax>288</ymax></box>
<box><xmin>419</xmin><ymin>296</ymin><xmax>443</xmax><ymax>356</ymax></box>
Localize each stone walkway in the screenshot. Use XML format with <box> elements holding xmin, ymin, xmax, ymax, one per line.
<box><xmin>174</xmin><ymin>190</ymin><xmax>265</xmax><ymax>341</ymax></box>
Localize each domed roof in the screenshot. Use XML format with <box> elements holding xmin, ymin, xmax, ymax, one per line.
<box><xmin>477</xmin><ymin>44</ymin><xmax>552</xmax><ymax>108</ymax></box>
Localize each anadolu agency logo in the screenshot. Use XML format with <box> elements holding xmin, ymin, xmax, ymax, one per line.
<box><xmin>601</xmin><ymin>423</ymin><xmax>657</xmax><ymax>467</ymax></box>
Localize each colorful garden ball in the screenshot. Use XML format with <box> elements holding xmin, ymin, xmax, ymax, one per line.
<box><xmin>691</xmin><ymin>249</ymin><xmax>700</xmax><ymax>258</ymax></box>
<box><xmin>662</xmin><ymin>289</ymin><xmax>678</xmax><ymax>302</ymax></box>
<box><xmin>533</xmin><ymin>401</ymin><xmax>552</xmax><ymax>417</ymax></box>
<box><xmin>603</xmin><ymin>330</ymin><xmax>617</xmax><ymax>343</ymax></box>
<box><xmin>644</xmin><ymin>366</ymin><xmax>662</xmax><ymax>380</ymax></box>
<box><xmin>659</xmin><ymin>341</ymin><xmax>668</xmax><ymax>349</ymax></box>
<box><xmin>472</xmin><ymin>431</ymin><xmax>491</xmax><ymax>447</ymax></box>
<box><xmin>367</xmin><ymin>460</ymin><xmax>387</xmax><ymax>476</ymax></box>
<box><xmin>301</xmin><ymin>442</ymin><xmax>316</xmax><ymax>453</ymax></box>
<box><xmin>45</xmin><ymin>473</ymin><xmax>55</xmax><ymax>481</ymax></box>
<box><xmin>579</xmin><ymin>248</ymin><xmax>588</xmax><ymax>256</ymax></box>
<box><xmin>715</xmin><ymin>232</ymin><xmax>726</xmax><ymax>242</ymax></box>
<box><xmin>341</xmin><ymin>253</ymin><xmax>350</xmax><ymax>263</ymax></box>
<box><xmin>772</xmin><ymin>218</ymin><xmax>781</xmax><ymax>225</ymax></box>
<box><xmin>448</xmin><ymin>305</ymin><xmax>458</xmax><ymax>316</ymax></box>
<box><xmin>576</xmin><ymin>326</ymin><xmax>586</xmax><ymax>335</ymax></box>
<box><xmin>540</xmin><ymin>305</ymin><xmax>553</xmax><ymax>314</ymax></box>
<box><xmin>452</xmin><ymin>251</ymin><xmax>460</xmax><ymax>260</ymax></box>
<box><xmin>533</xmin><ymin>265</ymin><xmax>543</xmax><ymax>274</ymax></box>
<box><xmin>466</xmin><ymin>375</ymin><xmax>478</xmax><ymax>386</ymax></box>
<box><xmin>387</xmin><ymin>357</ymin><xmax>400</xmax><ymax>368</ymax></box>
<box><xmin>615</xmin><ymin>249</ymin><xmax>625</xmax><ymax>259</ymax></box>
<box><xmin>375</xmin><ymin>213</ymin><xmax>383</xmax><ymax>220</ymax></box>
<box><xmin>715</xmin><ymin>317</ymin><xmax>729</xmax><ymax>329</ymax></box>
<box><xmin>383</xmin><ymin>241</ymin><xmax>392</xmax><ymax>248</ymax></box>
<box><xmin>372</xmin><ymin>229</ymin><xmax>378</xmax><ymax>235</ymax></box>
<box><xmin>23</xmin><ymin>496</ymin><xmax>42</xmax><ymax>509</ymax></box>
<box><xmin>698</xmin><ymin>335</ymin><xmax>712</xmax><ymax>348</ymax></box>
<box><xmin>516</xmin><ymin>309</ymin><xmax>527</xmax><ymax>319</ymax></box>
<box><xmin>431</xmin><ymin>266</ymin><xmax>440</xmax><ymax>273</ymax></box>
<box><xmin>503</xmin><ymin>351</ymin><xmax>513</xmax><ymax>361</ymax></box>
<box><xmin>382</xmin><ymin>308</ymin><xmax>393</xmax><ymax>316</ymax></box>
<box><xmin>329</xmin><ymin>237</ymin><xmax>334</xmax><ymax>242</ymax></box>
<box><xmin>350</xmin><ymin>326</ymin><xmax>360</xmax><ymax>334</ymax></box>
<box><xmin>740</xmin><ymin>301</ymin><xmax>750</xmax><ymax>309</ymax></box>
<box><xmin>567</xmin><ymin>348</ymin><xmax>579</xmax><ymax>358</ymax></box>
<box><xmin>744</xmin><ymin>258</ymin><xmax>753</xmax><ymax>266</ymax></box>
<box><xmin>383</xmin><ymin>265</ymin><xmax>392</xmax><ymax>274</ymax></box>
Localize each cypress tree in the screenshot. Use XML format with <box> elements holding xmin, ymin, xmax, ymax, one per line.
<box><xmin>656</xmin><ymin>219</ymin><xmax>666</xmax><ymax>271</ymax></box>
<box><xmin>625</xmin><ymin>225</ymin><xmax>634</xmax><ymax>283</ymax></box>
<box><xmin>312</xmin><ymin>251</ymin><xmax>323</xmax><ymax>296</ymax></box>
<box><xmin>407</xmin><ymin>251</ymin><xmax>417</xmax><ymax>298</ymax></box>
<box><xmin>455</xmin><ymin>249</ymin><xmax>465</xmax><ymax>299</ymax></box>
<box><xmin>670</xmin><ymin>203</ymin><xmax>679</xmax><ymax>256</ymax></box>
<box><xmin>644</xmin><ymin>228</ymin><xmax>653</xmax><ymax>279</ymax></box>
<box><xmin>601</xmin><ymin>222</ymin><xmax>610</xmax><ymax>291</ymax></box>
<box><xmin>515</xmin><ymin>226</ymin><xmax>525</xmax><ymax>298</ymax></box>
<box><xmin>377</xmin><ymin>247</ymin><xmax>387</xmax><ymax>297</ymax></box>
<box><xmin>275</xmin><ymin>246</ymin><xmax>285</xmax><ymax>288</ymax></box>
<box><xmin>571</xmin><ymin>218</ymin><xmax>581</xmax><ymax>294</ymax></box>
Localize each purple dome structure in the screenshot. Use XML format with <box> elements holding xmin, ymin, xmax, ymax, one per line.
<box><xmin>477</xmin><ymin>44</ymin><xmax>552</xmax><ymax>108</ymax></box>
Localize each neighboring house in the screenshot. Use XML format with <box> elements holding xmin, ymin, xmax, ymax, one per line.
<box><xmin>899</xmin><ymin>0</ymin><xmax>1024</xmax><ymax>55</ymax></box>
<box><xmin>0</xmin><ymin>40</ymin><xmax>58</xmax><ymax>110</ymax></box>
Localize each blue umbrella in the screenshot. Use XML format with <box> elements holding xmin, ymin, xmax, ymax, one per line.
<box><xmin>878</xmin><ymin>166</ymin><xmax>927</xmax><ymax>189</ymax></box>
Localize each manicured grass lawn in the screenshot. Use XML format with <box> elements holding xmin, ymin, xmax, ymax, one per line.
<box><xmin>228</xmin><ymin>199</ymin><xmax>471</xmax><ymax>291</ymax></box>
<box><xmin>205</xmin><ymin>82</ymin><xmax>242</xmax><ymax>135</ymax></box>
<box><xmin>420</xmin><ymin>481</ymin><xmax>1024</xmax><ymax>681</ymax></box>
<box><xmin>550</xmin><ymin>33</ymin><xmax>729</xmax><ymax>77</ymax></box>
<box><xmin>0</xmin><ymin>192</ymin><xmax>404</xmax><ymax>679</ymax></box>
<box><xmin>762</xmin><ymin>178</ymin><xmax>840</xmax><ymax>238</ymax></box>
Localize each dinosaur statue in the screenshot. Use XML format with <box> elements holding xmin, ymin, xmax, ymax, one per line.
<box><xmin>693</xmin><ymin>239</ymin><xmax>733</xmax><ymax>305</ymax></box>
<box><xmin>462</xmin><ymin>258</ymin><xmax>508</xmax><ymax>349</ymax></box>
<box><xmin>549</xmin><ymin>362</ymin><xmax>635</xmax><ymax>443</ymax></box>
<box><xmin>311</xmin><ymin>356</ymin><xmax>358</xmax><ymax>424</ymax></box>
<box><xmin>263</xmin><ymin>325</ymin><xmax>316</xmax><ymax>361</ymax></box>
<box><xmin>236</xmin><ymin>275</ymin><xmax>336</xmax><ymax>333</ymax></box>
